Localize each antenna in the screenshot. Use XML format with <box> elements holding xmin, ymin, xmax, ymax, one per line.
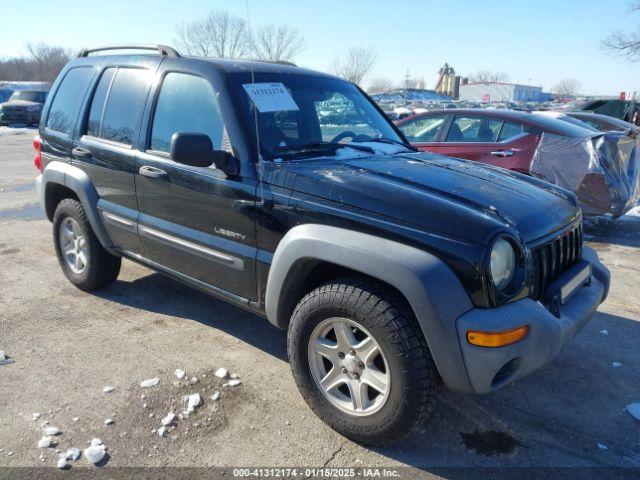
<box><xmin>245</xmin><ymin>0</ymin><xmax>261</xmax><ymax>164</ymax></box>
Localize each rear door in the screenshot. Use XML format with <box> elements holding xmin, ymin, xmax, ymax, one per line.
<box><xmin>437</xmin><ymin>115</ymin><xmax>532</xmax><ymax>171</ymax></box>
<box><xmin>73</xmin><ymin>61</ymin><xmax>160</xmax><ymax>254</ymax></box>
<box><xmin>134</xmin><ymin>62</ymin><xmax>258</xmax><ymax>300</ymax></box>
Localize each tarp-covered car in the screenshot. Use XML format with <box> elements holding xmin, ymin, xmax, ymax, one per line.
<box><xmin>530</xmin><ymin>131</ymin><xmax>640</xmax><ymax>217</ymax></box>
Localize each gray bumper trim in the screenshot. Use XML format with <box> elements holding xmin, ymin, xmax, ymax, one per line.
<box><xmin>455</xmin><ymin>246</ymin><xmax>610</xmax><ymax>394</ymax></box>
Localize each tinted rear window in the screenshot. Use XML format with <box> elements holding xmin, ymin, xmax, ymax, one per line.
<box><xmin>99</xmin><ymin>68</ymin><xmax>149</xmax><ymax>144</ymax></box>
<box><xmin>46</xmin><ymin>67</ymin><xmax>94</xmax><ymax>134</ymax></box>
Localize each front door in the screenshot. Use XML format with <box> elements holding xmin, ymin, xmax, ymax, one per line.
<box><xmin>134</xmin><ymin>68</ymin><xmax>258</xmax><ymax>300</ymax></box>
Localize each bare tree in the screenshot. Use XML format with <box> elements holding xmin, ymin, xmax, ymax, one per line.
<box><xmin>603</xmin><ymin>2</ymin><xmax>640</xmax><ymax>61</ymax></box>
<box><xmin>553</xmin><ymin>78</ymin><xmax>581</xmax><ymax>96</ymax></box>
<box><xmin>367</xmin><ymin>77</ymin><xmax>395</xmax><ymax>93</ymax></box>
<box><xmin>0</xmin><ymin>43</ymin><xmax>70</xmax><ymax>82</ymax></box>
<box><xmin>331</xmin><ymin>47</ymin><xmax>377</xmax><ymax>85</ymax></box>
<box><xmin>175</xmin><ymin>10</ymin><xmax>248</xmax><ymax>58</ymax></box>
<box><xmin>468</xmin><ymin>70</ymin><xmax>510</xmax><ymax>83</ymax></box>
<box><xmin>251</xmin><ymin>24</ymin><xmax>305</xmax><ymax>62</ymax></box>
<box><xmin>26</xmin><ymin>43</ymin><xmax>71</xmax><ymax>82</ymax></box>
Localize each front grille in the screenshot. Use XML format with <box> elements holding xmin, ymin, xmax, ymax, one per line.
<box><xmin>530</xmin><ymin>224</ymin><xmax>583</xmax><ymax>300</ymax></box>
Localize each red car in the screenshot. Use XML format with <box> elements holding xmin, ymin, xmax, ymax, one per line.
<box><xmin>397</xmin><ymin>109</ymin><xmax>640</xmax><ymax>216</ymax></box>
<box><xmin>396</xmin><ymin>109</ymin><xmax>591</xmax><ymax>174</ymax></box>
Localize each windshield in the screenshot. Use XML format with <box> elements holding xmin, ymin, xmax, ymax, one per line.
<box><xmin>230</xmin><ymin>72</ymin><xmax>406</xmax><ymax>161</ymax></box>
<box><xmin>9</xmin><ymin>90</ymin><xmax>47</xmax><ymax>103</ymax></box>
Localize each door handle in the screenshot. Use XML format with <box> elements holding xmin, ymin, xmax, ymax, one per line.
<box><xmin>72</xmin><ymin>147</ymin><xmax>92</xmax><ymax>159</ymax></box>
<box><xmin>490</xmin><ymin>150</ymin><xmax>514</xmax><ymax>157</ymax></box>
<box><xmin>139</xmin><ymin>165</ymin><xmax>168</xmax><ymax>178</ymax></box>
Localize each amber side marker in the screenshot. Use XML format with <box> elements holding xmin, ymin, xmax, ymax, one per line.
<box><xmin>467</xmin><ymin>325</ymin><xmax>530</xmax><ymax>348</ymax></box>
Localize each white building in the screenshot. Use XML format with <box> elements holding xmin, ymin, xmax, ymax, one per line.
<box><xmin>459</xmin><ymin>82</ymin><xmax>549</xmax><ymax>102</ymax></box>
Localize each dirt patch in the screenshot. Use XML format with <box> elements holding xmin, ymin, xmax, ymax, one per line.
<box><xmin>460</xmin><ymin>430</ymin><xmax>521</xmax><ymax>456</ymax></box>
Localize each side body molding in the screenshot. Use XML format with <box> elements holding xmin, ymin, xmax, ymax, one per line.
<box><xmin>40</xmin><ymin>160</ymin><xmax>118</xmax><ymax>255</ymax></box>
<box><xmin>265</xmin><ymin>224</ymin><xmax>476</xmax><ymax>393</ymax></box>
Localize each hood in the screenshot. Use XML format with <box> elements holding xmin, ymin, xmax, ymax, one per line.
<box><xmin>0</xmin><ymin>100</ymin><xmax>42</xmax><ymax>108</ymax></box>
<box><xmin>263</xmin><ymin>150</ymin><xmax>580</xmax><ymax>245</ymax></box>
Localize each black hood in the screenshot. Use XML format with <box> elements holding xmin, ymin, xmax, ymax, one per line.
<box><xmin>262</xmin><ymin>152</ymin><xmax>580</xmax><ymax>245</ymax></box>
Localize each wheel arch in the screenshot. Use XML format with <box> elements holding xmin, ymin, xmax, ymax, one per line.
<box><xmin>265</xmin><ymin>224</ymin><xmax>476</xmax><ymax>393</ymax></box>
<box><xmin>41</xmin><ymin>161</ymin><xmax>117</xmax><ymax>255</ymax></box>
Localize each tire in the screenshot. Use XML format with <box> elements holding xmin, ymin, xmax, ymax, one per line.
<box><xmin>287</xmin><ymin>277</ymin><xmax>438</xmax><ymax>445</ymax></box>
<box><xmin>52</xmin><ymin>198</ymin><xmax>121</xmax><ymax>291</ymax></box>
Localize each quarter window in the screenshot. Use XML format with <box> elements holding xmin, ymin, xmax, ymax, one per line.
<box><xmin>46</xmin><ymin>67</ymin><xmax>94</xmax><ymax>134</ymax></box>
<box><xmin>447</xmin><ymin>116</ymin><xmax>502</xmax><ymax>142</ymax></box>
<box><xmin>150</xmin><ymin>73</ymin><xmax>225</xmax><ymax>153</ymax></box>
<box><xmin>399</xmin><ymin>115</ymin><xmax>447</xmax><ymax>142</ymax></box>
<box><xmin>498</xmin><ymin>122</ymin><xmax>524</xmax><ymax>141</ymax></box>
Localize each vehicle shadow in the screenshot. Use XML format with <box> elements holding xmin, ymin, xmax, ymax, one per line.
<box><xmin>585</xmin><ymin>214</ymin><xmax>640</xmax><ymax>248</ymax></box>
<box><xmin>95</xmin><ymin>272</ymin><xmax>288</xmax><ymax>361</ymax></box>
<box><xmin>95</xmin><ymin>273</ymin><xmax>640</xmax><ymax>474</ymax></box>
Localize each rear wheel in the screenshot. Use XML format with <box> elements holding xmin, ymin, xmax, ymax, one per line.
<box><xmin>287</xmin><ymin>277</ymin><xmax>438</xmax><ymax>445</ymax></box>
<box><xmin>53</xmin><ymin>199</ymin><xmax>121</xmax><ymax>291</ymax></box>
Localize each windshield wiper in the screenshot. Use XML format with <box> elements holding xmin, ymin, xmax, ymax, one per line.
<box><xmin>273</xmin><ymin>141</ymin><xmax>375</xmax><ymax>155</ymax></box>
<box><xmin>368</xmin><ymin>137</ymin><xmax>418</xmax><ymax>152</ymax></box>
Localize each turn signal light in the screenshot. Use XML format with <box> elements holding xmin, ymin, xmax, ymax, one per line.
<box><xmin>467</xmin><ymin>325</ymin><xmax>529</xmax><ymax>348</ymax></box>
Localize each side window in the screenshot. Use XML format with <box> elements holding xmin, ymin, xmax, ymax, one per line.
<box><xmin>150</xmin><ymin>73</ymin><xmax>225</xmax><ymax>153</ymax></box>
<box><xmin>399</xmin><ymin>115</ymin><xmax>447</xmax><ymax>142</ymax></box>
<box><xmin>46</xmin><ymin>67</ymin><xmax>94</xmax><ymax>134</ymax></box>
<box><xmin>498</xmin><ymin>122</ymin><xmax>524</xmax><ymax>141</ymax></box>
<box><xmin>446</xmin><ymin>116</ymin><xmax>501</xmax><ymax>142</ymax></box>
<box><xmin>100</xmin><ymin>69</ymin><xmax>149</xmax><ymax>145</ymax></box>
<box><xmin>86</xmin><ymin>68</ymin><xmax>116</xmax><ymax>137</ymax></box>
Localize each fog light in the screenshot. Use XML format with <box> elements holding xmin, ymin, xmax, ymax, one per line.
<box><xmin>467</xmin><ymin>326</ymin><xmax>529</xmax><ymax>348</ymax></box>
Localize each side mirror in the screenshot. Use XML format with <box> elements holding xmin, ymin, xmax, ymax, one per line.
<box><xmin>170</xmin><ymin>132</ymin><xmax>239</xmax><ymax>176</ymax></box>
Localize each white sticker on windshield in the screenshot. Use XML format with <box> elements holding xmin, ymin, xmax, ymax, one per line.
<box><xmin>242</xmin><ymin>83</ymin><xmax>299</xmax><ymax>113</ymax></box>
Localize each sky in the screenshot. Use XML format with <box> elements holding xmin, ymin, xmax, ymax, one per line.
<box><xmin>1</xmin><ymin>0</ymin><xmax>638</xmax><ymax>96</ymax></box>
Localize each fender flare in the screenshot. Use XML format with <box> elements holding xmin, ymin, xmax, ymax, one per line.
<box><xmin>265</xmin><ymin>224</ymin><xmax>475</xmax><ymax>393</ymax></box>
<box><xmin>40</xmin><ymin>161</ymin><xmax>117</xmax><ymax>255</ymax></box>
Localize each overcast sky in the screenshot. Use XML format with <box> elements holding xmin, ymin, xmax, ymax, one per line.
<box><xmin>2</xmin><ymin>0</ymin><xmax>638</xmax><ymax>95</ymax></box>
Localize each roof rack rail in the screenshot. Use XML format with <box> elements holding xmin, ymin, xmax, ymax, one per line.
<box><xmin>251</xmin><ymin>59</ymin><xmax>297</xmax><ymax>67</ymax></box>
<box><xmin>77</xmin><ymin>44</ymin><xmax>181</xmax><ymax>58</ymax></box>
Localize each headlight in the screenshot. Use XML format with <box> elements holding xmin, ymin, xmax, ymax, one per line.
<box><xmin>489</xmin><ymin>238</ymin><xmax>516</xmax><ymax>291</ymax></box>
<box><xmin>26</xmin><ymin>105</ymin><xmax>40</xmax><ymax>112</ymax></box>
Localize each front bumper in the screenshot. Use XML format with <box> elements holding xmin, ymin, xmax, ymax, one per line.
<box><xmin>455</xmin><ymin>246</ymin><xmax>610</xmax><ymax>394</ymax></box>
<box><xmin>0</xmin><ymin>111</ymin><xmax>40</xmax><ymax>125</ymax></box>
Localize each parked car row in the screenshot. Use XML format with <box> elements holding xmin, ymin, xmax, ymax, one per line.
<box><xmin>396</xmin><ymin>109</ymin><xmax>640</xmax><ymax>217</ymax></box>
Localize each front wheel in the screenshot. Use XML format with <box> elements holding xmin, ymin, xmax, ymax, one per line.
<box><xmin>52</xmin><ymin>198</ymin><xmax>121</xmax><ymax>291</ymax></box>
<box><xmin>287</xmin><ymin>278</ymin><xmax>438</xmax><ymax>445</ymax></box>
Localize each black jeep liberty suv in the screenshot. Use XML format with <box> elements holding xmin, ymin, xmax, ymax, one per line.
<box><xmin>35</xmin><ymin>45</ymin><xmax>610</xmax><ymax>445</ymax></box>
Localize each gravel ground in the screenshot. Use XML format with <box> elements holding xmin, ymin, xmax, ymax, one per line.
<box><xmin>0</xmin><ymin>130</ymin><xmax>639</xmax><ymax>478</ymax></box>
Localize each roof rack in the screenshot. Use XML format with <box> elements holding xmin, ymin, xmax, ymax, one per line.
<box><xmin>251</xmin><ymin>59</ymin><xmax>297</xmax><ymax>67</ymax></box>
<box><xmin>77</xmin><ymin>44</ymin><xmax>181</xmax><ymax>58</ymax></box>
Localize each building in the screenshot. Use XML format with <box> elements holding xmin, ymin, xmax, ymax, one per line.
<box><xmin>459</xmin><ymin>82</ymin><xmax>551</xmax><ymax>102</ymax></box>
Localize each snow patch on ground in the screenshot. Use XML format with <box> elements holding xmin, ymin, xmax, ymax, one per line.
<box><xmin>0</xmin><ymin>126</ymin><xmax>36</xmax><ymax>136</ymax></box>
